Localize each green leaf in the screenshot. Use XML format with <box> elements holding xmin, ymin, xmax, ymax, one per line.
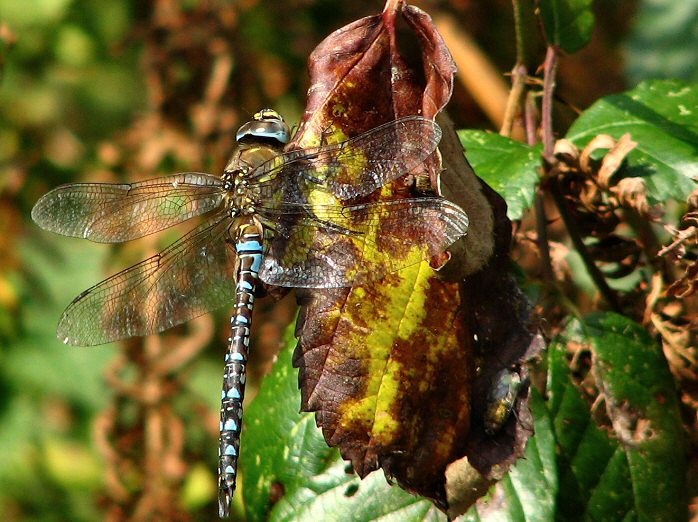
<box><xmin>538</xmin><ymin>0</ymin><xmax>595</xmax><ymax>52</ymax></box>
<box><xmin>584</xmin><ymin>447</ymin><xmax>634</xmax><ymax>521</ymax></box>
<box><xmin>585</xmin><ymin>312</ymin><xmax>688</xmax><ymax>521</ymax></box>
<box><xmin>547</xmin><ymin>324</ymin><xmax>631</xmax><ymax>520</ymax></box>
<box><xmin>507</xmin><ymin>388</ymin><xmax>557</xmax><ymax>520</ymax></box>
<box><xmin>625</xmin><ymin>0</ymin><xmax>698</xmax><ymax>84</ymax></box>
<box><xmin>242</xmin><ymin>326</ymin><xmax>444</xmax><ymax>522</ymax></box>
<box><xmin>458</xmin><ymin>131</ymin><xmax>541</xmax><ymax>220</ymax></box>
<box><xmin>544</xmin><ymin>315</ymin><xmax>688</xmax><ymax>520</ymax></box>
<box><xmin>566</xmin><ymin>79</ymin><xmax>698</xmax><ymax>202</ymax></box>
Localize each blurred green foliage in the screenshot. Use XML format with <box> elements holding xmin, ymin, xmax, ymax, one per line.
<box><xmin>625</xmin><ymin>0</ymin><xmax>698</xmax><ymax>84</ymax></box>
<box><xmin>1</xmin><ymin>1</ymin><xmax>141</xmax><ymax>519</ymax></box>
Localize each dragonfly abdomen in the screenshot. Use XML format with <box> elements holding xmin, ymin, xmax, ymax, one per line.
<box><xmin>218</xmin><ymin>222</ymin><xmax>263</xmax><ymax>517</ymax></box>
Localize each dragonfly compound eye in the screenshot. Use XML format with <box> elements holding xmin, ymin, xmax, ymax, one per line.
<box><xmin>236</xmin><ymin>109</ymin><xmax>291</xmax><ymax>145</ymax></box>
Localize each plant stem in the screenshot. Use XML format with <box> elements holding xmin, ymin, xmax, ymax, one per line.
<box><xmin>541</xmin><ymin>45</ymin><xmax>557</xmax><ymax>162</ymax></box>
<box><xmin>523</xmin><ymin>91</ymin><xmax>555</xmax><ymax>283</ymax></box>
<box><xmin>540</xmin><ymin>44</ymin><xmax>620</xmax><ymax>311</ymax></box>
<box><xmin>551</xmin><ymin>178</ymin><xmax>622</xmax><ymax>312</ymax></box>
<box><xmin>524</xmin><ymin>91</ymin><xmax>538</xmax><ymax>144</ymax></box>
<box><xmin>535</xmin><ymin>189</ymin><xmax>555</xmax><ymax>283</ymax></box>
<box><xmin>500</xmin><ymin>64</ymin><xmax>527</xmax><ymax>137</ymax></box>
<box><xmin>512</xmin><ymin>0</ymin><xmax>526</xmax><ymax>65</ymax></box>
<box><xmin>500</xmin><ymin>0</ymin><xmax>533</xmax><ymax>137</ymax></box>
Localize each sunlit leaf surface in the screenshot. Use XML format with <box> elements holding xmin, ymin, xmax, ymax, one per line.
<box><xmin>566</xmin><ymin>79</ymin><xmax>698</xmax><ymax>201</ymax></box>
<box><xmin>585</xmin><ymin>313</ymin><xmax>688</xmax><ymax>521</ymax></box>
<box><xmin>289</xmin><ymin>2</ymin><xmax>540</xmax><ymax>513</ymax></box>
<box><xmin>457</xmin><ymin>131</ymin><xmax>541</xmax><ymax>220</ymax></box>
<box><xmin>544</xmin><ymin>316</ymin><xmax>687</xmax><ymax>520</ymax></box>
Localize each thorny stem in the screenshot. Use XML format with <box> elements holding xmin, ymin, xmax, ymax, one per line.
<box><xmin>524</xmin><ymin>92</ymin><xmax>555</xmax><ymax>283</ymax></box>
<box><xmin>524</xmin><ymin>91</ymin><xmax>538</xmax><ymax>145</ymax></box>
<box><xmin>512</xmin><ymin>0</ymin><xmax>526</xmax><ymax>65</ymax></box>
<box><xmin>500</xmin><ymin>64</ymin><xmax>527</xmax><ymax>137</ymax></box>
<box><xmin>508</xmin><ymin>4</ymin><xmax>554</xmax><ymax>283</ymax></box>
<box><xmin>541</xmin><ymin>44</ymin><xmax>621</xmax><ymax>311</ymax></box>
<box><xmin>541</xmin><ymin>46</ymin><xmax>557</xmax><ymax>162</ymax></box>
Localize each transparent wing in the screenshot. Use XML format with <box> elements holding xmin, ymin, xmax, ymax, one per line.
<box><xmin>32</xmin><ymin>173</ymin><xmax>225</xmax><ymax>243</ymax></box>
<box><xmin>58</xmin><ymin>212</ymin><xmax>235</xmax><ymax>346</ymax></box>
<box><xmin>257</xmin><ymin>198</ymin><xmax>468</xmax><ymax>288</ymax></box>
<box><xmin>249</xmin><ymin>117</ymin><xmax>441</xmax><ymax>201</ymax></box>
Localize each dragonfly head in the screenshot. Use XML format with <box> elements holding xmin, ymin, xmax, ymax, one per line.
<box><xmin>236</xmin><ymin>109</ymin><xmax>291</xmax><ymax>145</ymax></box>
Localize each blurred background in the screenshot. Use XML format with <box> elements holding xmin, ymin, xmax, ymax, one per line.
<box><xmin>1</xmin><ymin>0</ymin><xmax>697</xmax><ymax>520</ymax></box>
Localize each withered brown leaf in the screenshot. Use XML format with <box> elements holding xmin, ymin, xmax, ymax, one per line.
<box><xmin>286</xmin><ymin>0</ymin><xmax>541</xmax><ymax>514</ymax></box>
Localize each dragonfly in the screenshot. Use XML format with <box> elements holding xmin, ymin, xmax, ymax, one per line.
<box><xmin>31</xmin><ymin>109</ymin><xmax>469</xmax><ymax>517</ymax></box>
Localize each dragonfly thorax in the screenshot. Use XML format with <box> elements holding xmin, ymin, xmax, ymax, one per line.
<box><xmin>223</xmin><ymin>169</ymin><xmax>257</xmax><ymax>216</ymax></box>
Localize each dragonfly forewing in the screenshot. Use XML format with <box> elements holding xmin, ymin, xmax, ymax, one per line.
<box><xmin>249</xmin><ymin>116</ymin><xmax>442</xmax><ymax>201</ymax></box>
<box><xmin>31</xmin><ymin>173</ymin><xmax>225</xmax><ymax>243</ymax></box>
<box><xmin>57</xmin><ymin>212</ymin><xmax>235</xmax><ymax>346</ymax></box>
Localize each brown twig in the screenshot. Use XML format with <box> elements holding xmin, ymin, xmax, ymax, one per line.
<box><xmin>550</xmin><ymin>177</ymin><xmax>622</xmax><ymax>312</ymax></box>
<box><xmin>541</xmin><ymin>46</ymin><xmax>557</xmax><ymax>162</ymax></box>
<box><xmin>500</xmin><ymin>0</ymin><xmax>530</xmax><ymax>137</ymax></box>
<box><xmin>500</xmin><ymin>63</ymin><xmax>528</xmax><ymax>137</ymax></box>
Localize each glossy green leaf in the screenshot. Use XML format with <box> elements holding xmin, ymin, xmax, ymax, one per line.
<box><xmin>625</xmin><ymin>0</ymin><xmax>698</xmax><ymax>84</ymax></box>
<box><xmin>544</xmin><ymin>315</ymin><xmax>688</xmax><ymax>520</ymax></box>
<box><xmin>242</xmin><ymin>326</ymin><xmax>445</xmax><ymax>522</ymax></box>
<box><xmin>549</xmin><ymin>322</ymin><xmax>634</xmax><ymax>520</ymax></box>
<box><xmin>584</xmin><ymin>312</ymin><xmax>688</xmax><ymax>521</ymax></box>
<box><xmin>506</xmin><ymin>388</ymin><xmax>557</xmax><ymax>520</ymax></box>
<box><xmin>458</xmin><ymin>131</ymin><xmax>541</xmax><ymax>220</ymax></box>
<box><xmin>538</xmin><ymin>0</ymin><xmax>595</xmax><ymax>52</ymax></box>
<box><xmin>567</xmin><ymin>79</ymin><xmax>698</xmax><ymax>201</ymax></box>
<box><xmin>584</xmin><ymin>447</ymin><xmax>634</xmax><ymax>521</ymax></box>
